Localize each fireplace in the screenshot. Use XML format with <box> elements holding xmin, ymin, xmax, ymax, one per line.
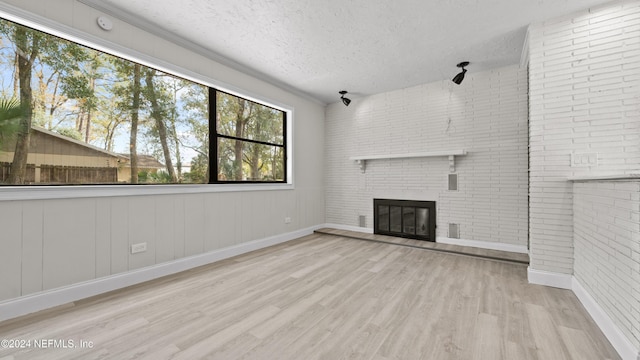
<box><xmin>374</xmin><ymin>199</ymin><xmax>436</xmax><ymax>241</ymax></box>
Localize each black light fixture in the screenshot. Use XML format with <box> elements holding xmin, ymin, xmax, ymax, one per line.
<box><xmin>339</xmin><ymin>90</ymin><xmax>351</xmax><ymax>106</ymax></box>
<box><xmin>452</xmin><ymin>61</ymin><xmax>469</xmax><ymax>85</ymax></box>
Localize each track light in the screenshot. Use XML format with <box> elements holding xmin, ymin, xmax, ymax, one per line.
<box><xmin>339</xmin><ymin>90</ymin><xmax>351</xmax><ymax>106</ymax></box>
<box><xmin>452</xmin><ymin>61</ymin><xmax>469</xmax><ymax>85</ymax></box>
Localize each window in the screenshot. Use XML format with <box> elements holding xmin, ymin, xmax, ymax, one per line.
<box><xmin>214</xmin><ymin>90</ymin><xmax>286</xmax><ymax>183</ymax></box>
<box><xmin>0</xmin><ymin>17</ymin><xmax>288</xmax><ymax>186</ymax></box>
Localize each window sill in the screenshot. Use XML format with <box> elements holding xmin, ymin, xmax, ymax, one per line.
<box><xmin>0</xmin><ymin>183</ymin><xmax>295</xmax><ymax>201</ymax></box>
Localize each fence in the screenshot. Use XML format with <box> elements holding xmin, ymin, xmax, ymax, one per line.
<box><xmin>1</xmin><ymin>162</ymin><xmax>118</xmax><ymax>184</ymax></box>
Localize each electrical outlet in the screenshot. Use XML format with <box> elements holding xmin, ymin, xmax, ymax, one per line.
<box><xmin>284</xmin><ymin>217</ymin><xmax>292</xmax><ymax>224</ymax></box>
<box><xmin>571</xmin><ymin>153</ymin><xmax>598</xmax><ymax>167</ymax></box>
<box><xmin>131</xmin><ymin>242</ymin><xmax>147</xmax><ymax>254</ymax></box>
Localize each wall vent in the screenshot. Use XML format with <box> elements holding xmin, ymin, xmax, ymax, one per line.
<box><xmin>449</xmin><ymin>223</ymin><xmax>460</xmax><ymax>239</ymax></box>
<box><xmin>448</xmin><ymin>173</ymin><xmax>458</xmax><ymax>191</ymax></box>
<box><xmin>358</xmin><ymin>215</ymin><xmax>366</xmax><ymax>227</ymax></box>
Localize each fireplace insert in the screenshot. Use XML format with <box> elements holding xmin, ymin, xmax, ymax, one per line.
<box><xmin>374</xmin><ymin>199</ymin><xmax>436</xmax><ymax>241</ymax></box>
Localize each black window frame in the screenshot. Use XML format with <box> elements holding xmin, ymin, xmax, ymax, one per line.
<box><xmin>210</xmin><ymin>88</ymin><xmax>287</xmax><ymax>184</ymax></box>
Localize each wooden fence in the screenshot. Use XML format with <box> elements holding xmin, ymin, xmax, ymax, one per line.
<box><xmin>1</xmin><ymin>162</ymin><xmax>118</xmax><ymax>184</ymax></box>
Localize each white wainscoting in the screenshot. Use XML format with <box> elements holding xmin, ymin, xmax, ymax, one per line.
<box><xmin>0</xmin><ymin>225</ymin><xmax>322</xmax><ymax>322</ymax></box>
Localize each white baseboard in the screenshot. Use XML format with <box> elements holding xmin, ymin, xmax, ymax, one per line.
<box><xmin>437</xmin><ymin>236</ymin><xmax>528</xmax><ymax>254</ymax></box>
<box><xmin>572</xmin><ymin>278</ymin><xmax>639</xmax><ymax>360</ymax></box>
<box><xmin>322</xmin><ymin>223</ymin><xmax>373</xmax><ymax>234</ymax></box>
<box><xmin>0</xmin><ymin>225</ymin><xmax>322</xmax><ymax>323</ymax></box>
<box><xmin>528</xmin><ymin>267</ymin><xmax>639</xmax><ymax>360</ymax></box>
<box><xmin>527</xmin><ymin>267</ymin><xmax>573</xmax><ymax>289</ymax></box>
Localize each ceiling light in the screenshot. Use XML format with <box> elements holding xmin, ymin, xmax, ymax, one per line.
<box><xmin>339</xmin><ymin>91</ymin><xmax>351</xmax><ymax>106</ymax></box>
<box><xmin>452</xmin><ymin>61</ymin><xmax>469</xmax><ymax>85</ymax></box>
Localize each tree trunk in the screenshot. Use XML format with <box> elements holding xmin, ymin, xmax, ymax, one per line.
<box><xmin>173</xmin><ymin>121</ymin><xmax>182</xmax><ymax>178</ymax></box>
<box><xmin>13</xmin><ymin>54</ymin><xmax>19</xmax><ymax>96</ymax></box>
<box><xmin>233</xmin><ymin>100</ymin><xmax>246</xmax><ymax>181</ymax></box>
<box><xmin>129</xmin><ymin>64</ymin><xmax>141</xmax><ymax>184</ymax></box>
<box><xmin>171</xmin><ymin>86</ymin><xmax>182</xmax><ymax>178</ymax></box>
<box><xmin>84</xmin><ymin>77</ymin><xmax>95</xmax><ymax>143</ymax></box>
<box><xmin>8</xmin><ymin>27</ymin><xmax>38</xmax><ymax>184</ymax></box>
<box><xmin>249</xmin><ymin>120</ymin><xmax>261</xmax><ymax>180</ymax></box>
<box><xmin>145</xmin><ymin>70</ymin><xmax>177</xmax><ymax>182</ymax></box>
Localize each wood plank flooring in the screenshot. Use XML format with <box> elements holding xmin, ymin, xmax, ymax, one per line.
<box><xmin>0</xmin><ymin>233</ymin><xmax>619</xmax><ymax>359</ymax></box>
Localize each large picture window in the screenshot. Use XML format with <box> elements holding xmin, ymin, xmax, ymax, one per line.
<box><xmin>0</xmin><ymin>17</ymin><xmax>288</xmax><ymax>186</ymax></box>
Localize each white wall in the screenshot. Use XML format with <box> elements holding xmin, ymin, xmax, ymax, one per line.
<box><xmin>0</xmin><ymin>0</ymin><xmax>325</xmax><ymax>303</ymax></box>
<box><xmin>573</xmin><ymin>180</ymin><xmax>640</xmax><ymax>352</ymax></box>
<box><xmin>528</xmin><ymin>0</ymin><xmax>640</xmax><ymax>274</ymax></box>
<box><xmin>325</xmin><ymin>65</ymin><xmax>529</xmax><ymax>247</ymax></box>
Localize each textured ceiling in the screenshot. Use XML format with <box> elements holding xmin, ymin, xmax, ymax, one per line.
<box><xmin>82</xmin><ymin>0</ymin><xmax>614</xmax><ymax>104</ymax></box>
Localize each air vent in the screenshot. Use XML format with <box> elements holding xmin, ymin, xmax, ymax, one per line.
<box><xmin>359</xmin><ymin>215</ymin><xmax>366</xmax><ymax>227</ymax></box>
<box><xmin>448</xmin><ymin>173</ymin><xmax>458</xmax><ymax>191</ymax></box>
<box><xmin>449</xmin><ymin>223</ymin><xmax>460</xmax><ymax>239</ymax></box>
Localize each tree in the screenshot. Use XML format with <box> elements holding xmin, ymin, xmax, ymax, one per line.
<box><xmin>129</xmin><ymin>63</ymin><xmax>142</xmax><ymax>184</ymax></box>
<box><xmin>0</xmin><ymin>20</ymin><xmax>100</xmax><ymax>183</ymax></box>
<box><xmin>180</xmin><ymin>83</ymin><xmax>209</xmax><ymax>183</ymax></box>
<box><xmin>243</xmin><ymin>104</ymin><xmax>283</xmax><ymax>180</ymax></box>
<box><xmin>92</xmin><ymin>96</ymin><xmax>127</xmax><ymax>152</ymax></box>
<box><xmin>111</xmin><ymin>57</ymin><xmax>144</xmax><ymax>184</ymax></box>
<box><xmin>216</xmin><ymin>92</ymin><xmax>253</xmax><ymax>181</ymax></box>
<box><xmin>30</xmin><ymin>38</ymin><xmax>93</xmax><ymax>134</ymax></box>
<box><xmin>5</xmin><ymin>25</ymin><xmax>41</xmax><ymax>184</ymax></box>
<box><xmin>144</xmin><ymin>69</ymin><xmax>177</xmax><ymax>182</ymax></box>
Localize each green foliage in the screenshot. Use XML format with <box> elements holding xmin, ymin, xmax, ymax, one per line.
<box><xmin>184</xmin><ymin>152</ymin><xmax>208</xmax><ymax>183</ymax></box>
<box><xmin>55</xmin><ymin>127</ymin><xmax>83</xmax><ymax>141</ymax></box>
<box><xmin>138</xmin><ymin>170</ymin><xmax>173</xmax><ymax>184</ymax></box>
<box><xmin>60</xmin><ymin>74</ymin><xmax>93</xmax><ymax>103</ymax></box>
<box><xmin>0</xmin><ymin>97</ymin><xmax>23</xmax><ymax>147</ymax></box>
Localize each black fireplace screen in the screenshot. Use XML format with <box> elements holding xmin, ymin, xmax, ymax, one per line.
<box><xmin>374</xmin><ymin>199</ymin><xmax>436</xmax><ymax>241</ymax></box>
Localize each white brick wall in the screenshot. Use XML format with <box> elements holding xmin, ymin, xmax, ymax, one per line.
<box><xmin>325</xmin><ymin>65</ymin><xmax>529</xmax><ymax>247</ymax></box>
<box><xmin>573</xmin><ymin>180</ymin><xmax>640</xmax><ymax>351</ymax></box>
<box><xmin>528</xmin><ymin>0</ymin><xmax>640</xmax><ymax>274</ymax></box>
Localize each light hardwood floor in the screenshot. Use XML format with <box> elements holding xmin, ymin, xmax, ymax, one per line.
<box><xmin>0</xmin><ymin>233</ymin><xmax>619</xmax><ymax>359</ymax></box>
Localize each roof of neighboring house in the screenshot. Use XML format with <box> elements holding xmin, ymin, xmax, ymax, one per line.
<box><xmin>118</xmin><ymin>153</ymin><xmax>166</xmax><ymax>169</ymax></box>
<box><xmin>32</xmin><ymin>126</ymin><xmax>165</xmax><ymax>169</ymax></box>
<box><xmin>31</xmin><ymin>126</ymin><xmax>128</xmax><ymax>160</ymax></box>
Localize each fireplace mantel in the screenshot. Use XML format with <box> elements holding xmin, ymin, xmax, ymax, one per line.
<box><xmin>349</xmin><ymin>149</ymin><xmax>467</xmax><ymax>173</ymax></box>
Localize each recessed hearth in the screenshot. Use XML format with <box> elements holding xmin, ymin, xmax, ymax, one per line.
<box><xmin>374</xmin><ymin>199</ymin><xmax>436</xmax><ymax>241</ymax></box>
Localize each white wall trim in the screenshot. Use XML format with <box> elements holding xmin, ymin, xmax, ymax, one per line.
<box><xmin>323</xmin><ymin>223</ymin><xmax>374</xmax><ymax>234</ymax></box>
<box><xmin>0</xmin><ymin>225</ymin><xmax>322</xmax><ymax>322</ymax></box>
<box><xmin>528</xmin><ymin>268</ymin><xmax>639</xmax><ymax>360</ymax></box>
<box><xmin>0</xmin><ymin>183</ymin><xmax>296</xmax><ymax>201</ymax></box>
<box><xmin>572</xmin><ymin>278</ymin><xmax>640</xmax><ymax>360</ymax></box>
<box><xmin>527</xmin><ymin>267</ymin><xmax>573</xmax><ymax>289</ymax></box>
<box><xmin>437</xmin><ymin>236</ymin><xmax>528</xmax><ymax>254</ymax></box>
